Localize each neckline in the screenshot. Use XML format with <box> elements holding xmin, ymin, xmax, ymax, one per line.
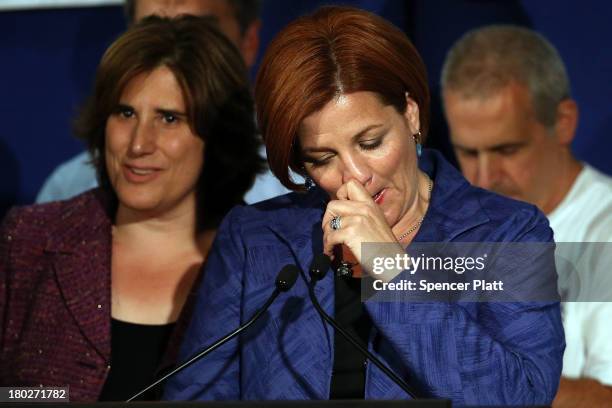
<box><xmin>111</xmin><ymin>317</ymin><xmax>176</xmax><ymax>328</ymax></box>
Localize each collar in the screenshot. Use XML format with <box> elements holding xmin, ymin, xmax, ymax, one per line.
<box><xmin>414</xmin><ymin>149</ymin><xmax>490</xmax><ymax>242</ymax></box>
<box><xmin>258</xmin><ymin>186</ymin><xmax>328</xmax><ymax>260</ymax></box>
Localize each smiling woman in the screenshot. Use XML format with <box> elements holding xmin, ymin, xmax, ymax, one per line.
<box><xmin>0</xmin><ymin>15</ymin><xmax>263</xmax><ymax>401</ymax></box>
<box><xmin>76</xmin><ymin>14</ymin><xmax>262</xmax><ymax>230</ymax></box>
<box><xmin>164</xmin><ymin>6</ymin><xmax>564</xmax><ymax>405</ymax></box>
<box><xmin>104</xmin><ymin>66</ymin><xmax>205</xmax><ymax>215</ymax></box>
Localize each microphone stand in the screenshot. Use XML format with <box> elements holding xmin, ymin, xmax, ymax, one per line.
<box><xmin>308</xmin><ymin>256</ymin><xmax>419</xmax><ymax>399</ymax></box>
<box><xmin>127</xmin><ymin>265</ymin><xmax>299</xmax><ymax>402</ymax></box>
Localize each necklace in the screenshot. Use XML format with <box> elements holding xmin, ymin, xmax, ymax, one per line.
<box><xmin>397</xmin><ymin>176</ymin><xmax>433</xmax><ymax>242</ymax></box>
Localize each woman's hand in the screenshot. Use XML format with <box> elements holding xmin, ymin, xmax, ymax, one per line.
<box><xmin>322</xmin><ymin>180</ymin><xmax>404</xmax><ymax>275</ymax></box>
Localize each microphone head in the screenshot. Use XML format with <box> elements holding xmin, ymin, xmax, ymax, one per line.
<box><xmin>309</xmin><ymin>254</ymin><xmax>331</xmax><ymax>281</ymax></box>
<box><xmin>276</xmin><ymin>265</ymin><xmax>299</xmax><ymax>292</ymax></box>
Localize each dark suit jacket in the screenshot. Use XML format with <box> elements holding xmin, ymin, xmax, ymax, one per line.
<box><xmin>0</xmin><ymin>189</ymin><xmax>196</xmax><ymax>401</ymax></box>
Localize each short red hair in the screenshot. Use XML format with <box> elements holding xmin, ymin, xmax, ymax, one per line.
<box><xmin>255</xmin><ymin>6</ymin><xmax>430</xmax><ymax>190</ymax></box>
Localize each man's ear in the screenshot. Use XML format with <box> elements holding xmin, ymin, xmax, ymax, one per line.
<box><xmin>240</xmin><ymin>19</ymin><xmax>261</xmax><ymax>69</ymax></box>
<box><xmin>404</xmin><ymin>92</ymin><xmax>421</xmax><ymax>134</ymax></box>
<box><xmin>555</xmin><ymin>98</ymin><xmax>579</xmax><ymax>146</ymax></box>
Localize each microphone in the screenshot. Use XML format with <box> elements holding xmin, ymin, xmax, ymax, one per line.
<box><xmin>127</xmin><ymin>264</ymin><xmax>300</xmax><ymax>402</ymax></box>
<box><xmin>308</xmin><ymin>254</ymin><xmax>419</xmax><ymax>398</ymax></box>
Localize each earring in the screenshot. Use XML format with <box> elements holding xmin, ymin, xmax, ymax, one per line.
<box><xmin>304</xmin><ymin>176</ymin><xmax>315</xmax><ymax>191</ymax></box>
<box><xmin>413</xmin><ymin>131</ymin><xmax>423</xmax><ymax>157</ymax></box>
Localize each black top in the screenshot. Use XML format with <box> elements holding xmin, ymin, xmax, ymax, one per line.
<box><xmin>329</xmin><ymin>275</ymin><xmax>373</xmax><ymax>399</ymax></box>
<box><xmin>99</xmin><ymin>318</ymin><xmax>175</xmax><ymax>401</ymax></box>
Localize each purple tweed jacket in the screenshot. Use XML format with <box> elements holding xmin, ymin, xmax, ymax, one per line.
<box><xmin>0</xmin><ymin>189</ymin><xmax>196</xmax><ymax>401</ymax></box>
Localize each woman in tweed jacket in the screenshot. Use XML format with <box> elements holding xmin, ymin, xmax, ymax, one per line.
<box><xmin>0</xmin><ymin>15</ymin><xmax>262</xmax><ymax>401</ymax></box>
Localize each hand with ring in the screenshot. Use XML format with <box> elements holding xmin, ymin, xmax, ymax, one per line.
<box><xmin>321</xmin><ymin>180</ymin><xmax>402</xmax><ymax>270</ymax></box>
<box><xmin>330</xmin><ymin>216</ymin><xmax>342</xmax><ymax>230</ymax></box>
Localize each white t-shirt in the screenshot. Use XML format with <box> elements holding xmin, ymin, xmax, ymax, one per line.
<box><xmin>548</xmin><ymin>164</ymin><xmax>612</xmax><ymax>385</ymax></box>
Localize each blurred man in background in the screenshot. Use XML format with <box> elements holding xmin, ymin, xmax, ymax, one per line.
<box><xmin>441</xmin><ymin>25</ymin><xmax>612</xmax><ymax>407</ymax></box>
<box><xmin>37</xmin><ymin>0</ymin><xmax>292</xmax><ymax>205</ymax></box>
<box><xmin>127</xmin><ymin>0</ymin><xmax>260</xmax><ymax>68</ymax></box>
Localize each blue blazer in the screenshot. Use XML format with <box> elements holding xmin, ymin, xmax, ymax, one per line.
<box><xmin>164</xmin><ymin>150</ymin><xmax>564</xmax><ymax>405</ymax></box>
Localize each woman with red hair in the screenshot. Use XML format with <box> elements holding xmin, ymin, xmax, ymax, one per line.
<box><xmin>165</xmin><ymin>6</ymin><xmax>563</xmax><ymax>404</ymax></box>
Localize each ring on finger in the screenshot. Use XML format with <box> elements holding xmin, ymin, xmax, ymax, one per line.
<box><xmin>330</xmin><ymin>216</ymin><xmax>342</xmax><ymax>230</ymax></box>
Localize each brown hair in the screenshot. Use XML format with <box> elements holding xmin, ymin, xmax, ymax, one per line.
<box><xmin>75</xmin><ymin>15</ymin><xmax>263</xmax><ymax>229</ymax></box>
<box><xmin>255</xmin><ymin>6</ymin><xmax>430</xmax><ymax>190</ymax></box>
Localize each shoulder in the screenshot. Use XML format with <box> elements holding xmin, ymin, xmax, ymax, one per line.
<box><xmin>36</xmin><ymin>151</ymin><xmax>97</xmax><ymax>203</ymax></box>
<box><xmin>422</xmin><ymin>149</ymin><xmax>551</xmax><ymax>243</ymax></box>
<box><xmin>222</xmin><ymin>189</ymin><xmax>325</xmax><ymax>240</ymax></box>
<box><xmin>45</xmin><ymin>151</ymin><xmax>95</xmax><ymax>184</ymax></box>
<box><xmin>583</xmin><ymin>166</ymin><xmax>612</xmax><ymax>224</ymax></box>
<box><xmin>465</xmin><ymin>184</ymin><xmax>551</xmax><ymax>242</ymax></box>
<box><xmin>243</xmin><ymin>169</ymin><xmax>293</xmax><ymax>205</ymax></box>
<box><xmin>584</xmin><ymin>167</ymin><xmax>612</xmax><ymax>240</ymax></box>
<box><xmin>550</xmin><ymin>165</ymin><xmax>612</xmax><ymax>242</ymax></box>
<box><xmin>584</xmin><ymin>164</ymin><xmax>612</xmax><ymax>191</ymax></box>
<box><xmin>478</xmin><ymin>186</ymin><xmax>547</xmax><ymax>229</ymax></box>
<box><xmin>2</xmin><ymin>189</ymin><xmax>107</xmax><ymax>250</ymax></box>
<box><xmin>2</xmin><ymin>201</ymin><xmax>63</xmax><ymax>246</ymax></box>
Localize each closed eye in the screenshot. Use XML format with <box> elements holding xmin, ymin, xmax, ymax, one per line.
<box><xmin>456</xmin><ymin>148</ymin><xmax>478</xmax><ymax>158</ymax></box>
<box><xmin>303</xmin><ymin>154</ymin><xmax>334</xmax><ymax>168</ymax></box>
<box><xmin>360</xmin><ymin>137</ymin><xmax>383</xmax><ymax>150</ymax></box>
<box><xmin>494</xmin><ymin>145</ymin><xmax>521</xmax><ymax>156</ymax></box>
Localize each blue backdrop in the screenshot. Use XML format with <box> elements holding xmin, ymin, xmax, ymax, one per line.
<box><xmin>1</xmin><ymin>0</ymin><xmax>610</xmax><ymax>218</ymax></box>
